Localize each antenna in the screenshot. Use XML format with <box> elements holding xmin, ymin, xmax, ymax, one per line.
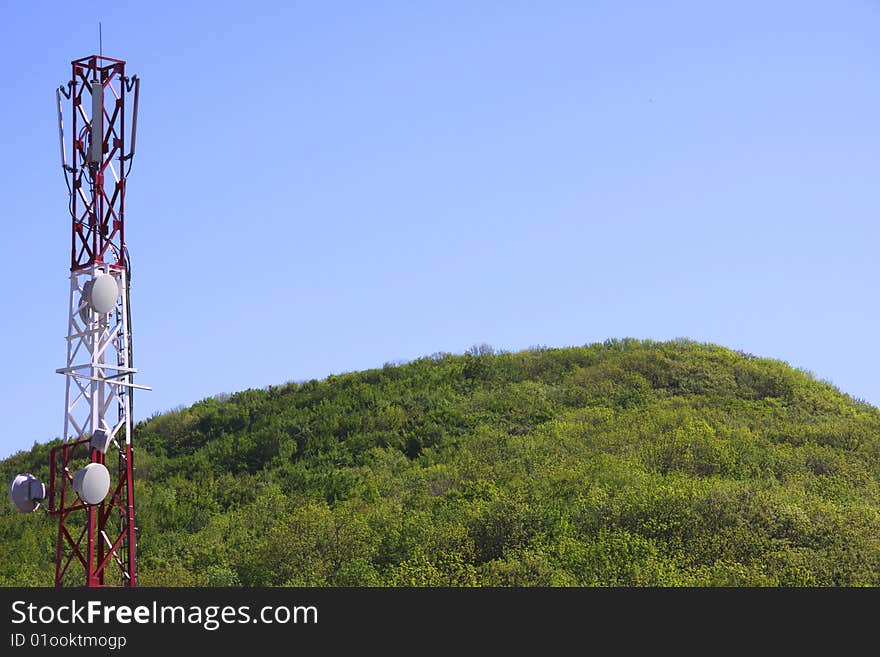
<box><xmin>9</xmin><ymin>52</ymin><xmax>150</xmax><ymax>589</ymax></box>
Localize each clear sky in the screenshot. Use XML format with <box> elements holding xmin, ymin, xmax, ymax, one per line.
<box><xmin>1</xmin><ymin>1</ymin><xmax>878</xmax><ymax>459</ymax></box>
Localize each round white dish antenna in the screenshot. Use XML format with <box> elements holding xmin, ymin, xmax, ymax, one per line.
<box><xmin>88</xmin><ymin>273</ymin><xmax>119</xmax><ymax>314</ymax></box>
<box><xmin>9</xmin><ymin>473</ymin><xmax>46</xmax><ymax>513</ymax></box>
<box><xmin>72</xmin><ymin>463</ymin><xmax>111</xmax><ymax>505</ymax></box>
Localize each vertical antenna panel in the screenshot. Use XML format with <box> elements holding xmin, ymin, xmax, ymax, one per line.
<box><xmin>90</xmin><ymin>79</ymin><xmax>103</xmax><ymax>166</ymax></box>
<box><xmin>56</xmin><ymin>88</ymin><xmax>68</xmax><ymax>170</ymax></box>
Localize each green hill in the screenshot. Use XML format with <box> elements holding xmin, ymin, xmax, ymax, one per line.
<box><xmin>3</xmin><ymin>338</ymin><xmax>880</xmax><ymax>586</ymax></box>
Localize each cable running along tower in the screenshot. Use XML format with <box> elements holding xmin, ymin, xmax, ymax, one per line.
<box><xmin>9</xmin><ymin>53</ymin><xmax>147</xmax><ymax>587</ymax></box>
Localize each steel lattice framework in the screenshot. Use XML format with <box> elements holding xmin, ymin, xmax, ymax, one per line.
<box><xmin>51</xmin><ymin>54</ymin><xmax>146</xmax><ymax>587</ymax></box>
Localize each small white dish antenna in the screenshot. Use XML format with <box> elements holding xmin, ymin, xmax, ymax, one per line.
<box><xmin>72</xmin><ymin>463</ymin><xmax>111</xmax><ymax>505</ymax></box>
<box><xmin>88</xmin><ymin>273</ymin><xmax>119</xmax><ymax>314</ymax></box>
<box><xmin>9</xmin><ymin>473</ymin><xmax>46</xmax><ymax>513</ymax></box>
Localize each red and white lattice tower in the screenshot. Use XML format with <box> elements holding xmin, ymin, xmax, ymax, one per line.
<box><xmin>49</xmin><ymin>54</ymin><xmax>147</xmax><ymax>587</ymax></box>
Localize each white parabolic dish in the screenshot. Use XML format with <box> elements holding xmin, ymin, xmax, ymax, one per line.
<box><xmin>72</xmin><ymin>463</ymin><xmax>111</xmax><ymax>505</ymax></box>
<box><xmin>88</xmin><ymin>273</ymin><xmax>119</xmax><ymax>314</ymax></box>
<box><xmin>9</xmin><ymin>473</ymin><xmax>44</xmax><ymax>513</ymax></box>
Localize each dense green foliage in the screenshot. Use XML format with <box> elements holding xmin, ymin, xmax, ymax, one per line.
<box><xmin>3</xmin><ymin>338</ymin><xmax>880</xmax><ymax>586</ymax></box>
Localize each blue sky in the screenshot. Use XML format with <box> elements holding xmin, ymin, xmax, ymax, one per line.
<box><xmin>2</xmin><ymin>1</ymin><xmax>879</xmax><ymax>459</ymax></box>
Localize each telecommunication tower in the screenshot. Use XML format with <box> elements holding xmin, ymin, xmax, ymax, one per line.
<box><xmin>8</xmin><ymin>54</ymin><xmax>148</xmax><ymax>587</ymax></box>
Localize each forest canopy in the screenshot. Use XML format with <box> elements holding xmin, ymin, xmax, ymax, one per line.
<box><xmin>3</xmin><ymin>338</ymin><xmax>880</xmax><ymax>586</ymax></box>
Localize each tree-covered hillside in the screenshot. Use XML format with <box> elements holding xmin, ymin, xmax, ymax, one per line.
<box><xmin>3</xmin><ymin>338</ymin><xmax>880</xmax><ymax>586</ymax></box>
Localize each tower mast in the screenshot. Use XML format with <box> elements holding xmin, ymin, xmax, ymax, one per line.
<box><xmin>49</xmin><ymin>54</ymin><xmax>147</xmax><ymax>587</ymax></box>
